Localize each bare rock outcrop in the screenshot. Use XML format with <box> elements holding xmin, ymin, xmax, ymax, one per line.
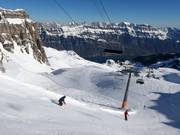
<box><xmin>0</xmin><ymin>8</ymin><xmax>49</xmax><ymax>69</ymax></box>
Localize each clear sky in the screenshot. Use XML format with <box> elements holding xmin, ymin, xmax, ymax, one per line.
<box><xmin>0</xmin><ymin>0</ymin><xmax>180</xmax><ymax>28</ymax></box>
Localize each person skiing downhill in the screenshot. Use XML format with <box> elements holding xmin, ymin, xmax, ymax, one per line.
<box><xmin>58</xmin><ymin>96</ymin><xmax>66</xmax><ymax>106</ymax></box>
<box><xmin>124</xmin><ymin>110</ymin><xmax>129</xmax><ymax>121</ymax></box>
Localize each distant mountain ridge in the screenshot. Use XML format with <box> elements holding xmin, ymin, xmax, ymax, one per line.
<box><xmin>38</xmin><ymin>22</ymin><xmax>180</xmax><ymax>62</ymax></box>
<box><xmin>39</xmin><ymin>22</ymin><xmax>180</xmax><ymax>40</ymax></box>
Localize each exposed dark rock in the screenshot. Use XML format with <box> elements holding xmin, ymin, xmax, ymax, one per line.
<box><xmin>38</xmin><ymin>22</ymin><xmax>180</xmax><ymax>62</ymax></box>
<box><xmin>0</xmin><ymin>8</ymin><xmax>49</xmax><ymax>66</ymax></box>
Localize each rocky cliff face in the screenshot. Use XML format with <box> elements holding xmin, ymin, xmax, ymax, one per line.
<box><xmin>38</xmin><ymin>22</ymin><xmax>180</xmax><ymax>62</ymax></box>
<box><xmin>0</xmin><ymin>8</ymin><xmax>48</xmax><ymax>71</ymax></box>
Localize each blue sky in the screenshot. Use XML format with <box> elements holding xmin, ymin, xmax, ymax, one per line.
<box><xmin>0</xmin><ymin>0</ymin><xmax>180</xmax><ymax>27</ymax></box>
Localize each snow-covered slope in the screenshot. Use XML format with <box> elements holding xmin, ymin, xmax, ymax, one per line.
<box><xmin>44</xmin><ymin>47</ymin><xmax>97</xmax><ymax>69</ymax></box>
<box><xmin>0</xmin><ymin>46</ymin><xmax>180</xmax><ymax>135</ymax></box>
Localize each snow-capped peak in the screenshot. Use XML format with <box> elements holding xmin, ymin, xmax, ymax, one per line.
<box><xmin>38</xmin><ymin>21</ymin><xmax>176</xmax><ymax>40</ymax></box>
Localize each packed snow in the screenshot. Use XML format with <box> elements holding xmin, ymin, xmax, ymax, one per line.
<box><xmin>0</xmin><ymin>46</ymin><xmax>180</xmax><ymax>135</ymax></box>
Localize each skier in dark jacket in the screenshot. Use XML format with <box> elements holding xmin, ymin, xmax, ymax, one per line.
<box><xmin>58</xmin><ymin>96</ymin><xmax>66</xmax><ymax>106</ymax></box>
<box><xmin>124</xmin><ymin>110</ymin><xmax>129</xmax><ymax>121</ymax></box>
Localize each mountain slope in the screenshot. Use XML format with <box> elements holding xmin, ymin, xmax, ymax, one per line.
<box><xmin>0</xmin><ymin>46</ymin><xmax>180</xmax><ymax>135</ymax></box>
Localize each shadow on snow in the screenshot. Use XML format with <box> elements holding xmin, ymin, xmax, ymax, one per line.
<box><xmin>150</xmin><ymin>92</ymin><xmax>180</xmax><ymax>129</ymax></box>
<box><xmin>163</xmin><ymin>73</ymin><xmax>180</xmax><ymax>84</ymax></box>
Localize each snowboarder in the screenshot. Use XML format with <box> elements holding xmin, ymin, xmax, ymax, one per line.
<box><xmin>124</xmin><ymin>110</ymin><xmax>129</xmax><ymax>121</ymax></box>
<box><xmin>58</xmin><ymin>96</ymin><xmax>66</xmax><ymax>106</ymax></box>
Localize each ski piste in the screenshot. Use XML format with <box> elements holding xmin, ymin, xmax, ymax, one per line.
<box><xmin>50</xmin><ymin>97</ymin><xmax>136</xmax><ymax>115</ymax></box>
<box><xmin>80</xmin><ymin>99</ymin><xmax>137</xmax><ymax>115</ymax></box>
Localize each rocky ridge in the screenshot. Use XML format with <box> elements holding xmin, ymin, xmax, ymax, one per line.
<box><xmin>0</xmin><ymin>8</ymin><xmax>49</xmax><ymax>72</ymax></box>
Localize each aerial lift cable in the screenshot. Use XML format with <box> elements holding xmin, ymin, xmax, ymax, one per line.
<box><xmin>99</xmin><ymin>0</ymin><xmax>112</xmax><ymax>24</ymax></box>
<box><xmin>53</xmin><ymin>0</ymin><xmax>78</xmax><ymax>25</ymax></box>
<box><xmin>91</xmin><ymin>0</ymin><xmax>106</xmax><ymax>22</ymax></box>
<box><xmin>98</xmin><ymin>0</ymin><xmax>123</xmax><ymax>53</ymax></box>
<box><xmin>53</xmin><ymin>0</ymin><xmax>122</xmax><ymax>54</ymax></box>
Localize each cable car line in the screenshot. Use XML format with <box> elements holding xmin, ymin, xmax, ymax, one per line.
<box><xmin>53</xmin><ymin>0</ymin><xmax>77</xmax><ymax>25</ymax></box>
<box><xmin>91</xmin><ymin>0</ymin><xmax>106</xmax><ymax>22</ymax></box>
<box><xmin>99</xmin><ymin>0</ymin><xmax>112</xmax><ymax>24</ymax></box>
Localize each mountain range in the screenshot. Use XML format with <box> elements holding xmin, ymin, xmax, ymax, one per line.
<box><xmin>38</xmin><ymin>22</ymin><xmax>180</xmax><ymax>62</ymax></box>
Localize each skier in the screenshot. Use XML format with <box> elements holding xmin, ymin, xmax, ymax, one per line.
<box><xmin>124</xmin><ymin>110</ymin><xmax>129</xmax><ymax>121</ymax></box>
<box><xmin>58</xmin><ymin>96</ymin><xmax>66</xmax><ymax>106</ymax></box>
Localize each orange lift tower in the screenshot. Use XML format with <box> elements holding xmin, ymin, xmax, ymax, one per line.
<box><xmin>121</xmin><ymin>71</ymin><xmax>132</xmax><ymax>109</ymax></box>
